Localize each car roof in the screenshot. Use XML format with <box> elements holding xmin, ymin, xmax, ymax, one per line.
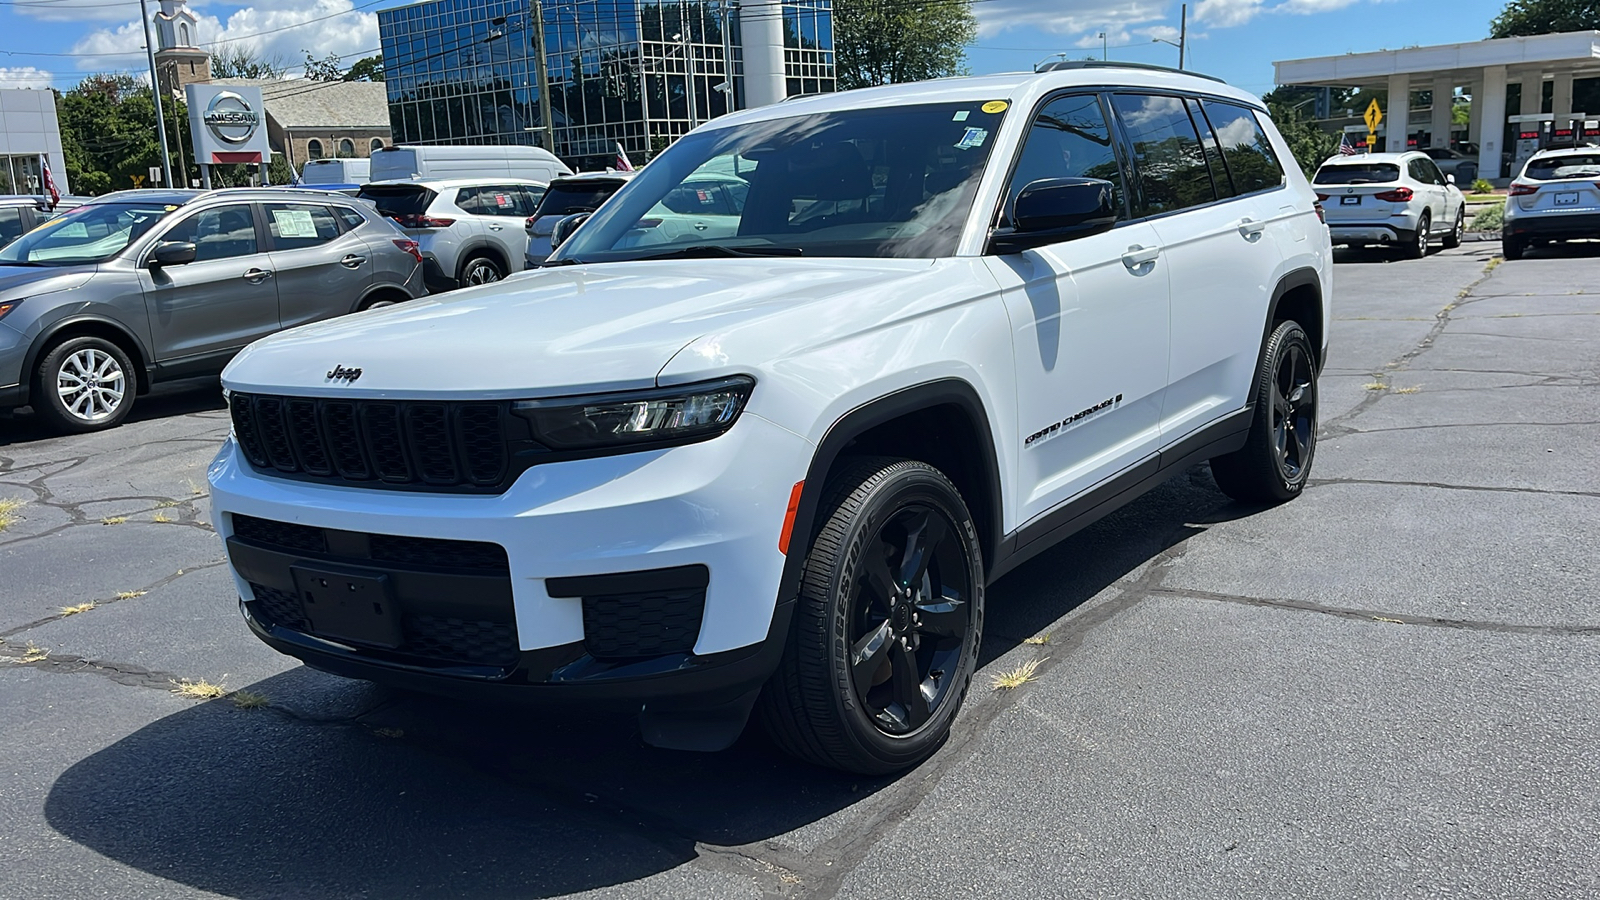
<box><xmin>1529</xmin><ymin>145</ymin><xmax>1600</xmax><ymax>159</ymax></box>
<box><xmin>362</xmin><ymin>177</ymin><xmax>548</xmax><ymax>189</ymax></box>
<box><xmin>0</xmin><ymin>194</ymin><xmax>45</xmax><ymax>206</ymax></box>
<box><xmin>550</xmin><ymin>172</ymin><xmax>636</xmax><ymax>185</ymax></box>
<box><xmin>90</xmin><ymin>188</ymin><xmax>203</xmax><ymax>205</ymax></box>
<box><xmin>1320</xmin><ymin>152</ymin><xmax>1420</xmax><ymax>165</ymax></box>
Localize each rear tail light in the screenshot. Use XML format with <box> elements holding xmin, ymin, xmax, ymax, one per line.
<box><xmin>1313</xmin><ymin>202</ymin><xmax>1326</xmax><ymax>225</ymax></box>
<box><xmin>525</xmin><ymin>216</ymin><xmax>538</xmax><ymax>228</ymax></box>
<box><xmin>1315</xmin><ymin>193</ymin><xmax>1330</xmax><ymax>202</ymax></box>
<box><xmin>1373</xmin><ymin>187</ymin><xmax>1414</xmax><ymax>202</ymax></box>
<box><xmin>392</xmin><ymin>214</ymin><xmax>456</xmax><ymax>229</ymax></box>
<box><xmin>392</xmin><ymin>239</ymin><xmax>423</xmax><ymax>263</ymax></box>
<box><xmin>1509</xmin><ymin>182</ymin><xmax>1540</xmax><ymax>196</ymax></box>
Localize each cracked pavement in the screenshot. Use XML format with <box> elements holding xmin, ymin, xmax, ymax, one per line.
<box><xmin>2</xmin><ymin>243</ymin><xmax>1597</xmax><ymax>898</ymax></box>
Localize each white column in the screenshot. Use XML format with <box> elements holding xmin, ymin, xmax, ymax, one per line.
<box><xmin>1517</xmin><ymin>71</ymin><xmax>1542</xmax><ymax>116</ymax></box>
<box><xmin>1468</xmin><ymin>80</ymin><xmax>1482</xmax><ymax>145</ymax></box>
<box><xmin>1553</xmin><ymin>71</ymin><xmax>1574</xmax><ymax>128</ymax></box>
<box><xmin>1478</xmin><ymin>65</ymin><xmax>1507</xmax><ymax>179</ymax></box>
<box><xmin>739</xmin><ymin>0</ymin><xmax>787</xmax><ymax>108</ymax></box>
<box><xmin>1431</xmin><ymin>76</ymin><xmax>1453</xmax><ymax>148</ymax></box>
<box><xmin>1386</xmin><ymin>73</ymin><xmax>1410</xmax><ymax>152</ymax></box>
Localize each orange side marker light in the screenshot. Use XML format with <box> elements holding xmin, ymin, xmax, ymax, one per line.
<box><xmin>778</xmin><ymin>481</ymin><xmax>805</xmax><ymax>555</ymax></box>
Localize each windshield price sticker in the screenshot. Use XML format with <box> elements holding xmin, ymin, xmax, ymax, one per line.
<box><xmin>273</xmin><ymin>208</ymin><xmax>318</xmax><ymax>239</ymax></box>
<box><xmin>955</xmin><ymin>127</ymin><xmax>988</xmax><ymax>150</ymax></box>
<box><xmin>982</xmin><ymin>100</ymin><xmax>1008</xmax><ymax>114</ymax></box>
<box><xmin>495</xmin><ymin>194</ymin><xmax>512</xmax><ymax>208</ymax></box>
<box><xmin>952</xmin><ymin>110</ymin><xmax>970</xmax><ymax>122</ymax></box>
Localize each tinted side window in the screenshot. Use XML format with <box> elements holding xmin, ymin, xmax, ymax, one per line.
<box><xmin>517</xmin><ymin>187</ymin><xmax>545</xmax><ymax>216</ymax></box>
<box><xmin>0</xmin><ymin>208</ymin><xmax>25</xmax><ymax>246</ymax></box>
<box><xmin>1423</xmin><ymin>160</ymin><xmax>1446</xmax><ymax>185</ymax></box>
<box><xmin>264</xmin><ymin>203</ymin><xmax>340</xmax><ymax>250</ymax></box>
<box><xmin>1003</xmin><ymin>93</ymin><xmax>1127</xmax><ymax>224</ymax></box>
<box><xmin>1201</xmin><ymin>101</ymin><xmax>1286</xmax><ymax>194</ymax></box>
<box><xmin>335</xmin><ymin>206</ymin><xmax>366</xmax><ymax>230</ymax></box>
<box><xmin>165</xmin><ymin>204</ymin><xmax>259</xmax><ymax>261</ymax></box>
<box><xmin>1112</xmin><ymin>93</ymin><xmax>1216</xmax><ymax>215</ymax></box>
<box><xmin>479</xmin><ymin>186</ymin><xmax>527</xmax><ymax>217</ymax></box>
<box><xmin>1187</xmin><ymin>98</ymin><xmax>1235</xmax><ymax>199</ymax></box>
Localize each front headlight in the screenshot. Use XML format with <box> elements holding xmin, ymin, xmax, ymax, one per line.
<box><xmin>0</xmin><ymin>299</ymin><xmax>20</xmax><ymax>323</ymax></box>
<box><xmin>512</xmin><ymin>375</ymin><xmax>755</xmax><ymax>451</ymax></box>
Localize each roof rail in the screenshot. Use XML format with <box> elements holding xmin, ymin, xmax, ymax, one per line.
<box><xmin>1035</xmin><ymin>60</ymin><xmax>1226</xmax><ymax>84</ymax></box>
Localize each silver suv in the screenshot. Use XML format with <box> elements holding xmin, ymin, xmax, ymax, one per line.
<box><xmin>0</xmin><ymin>188</ymin><xmax>425</xmax><ymax>433</ymax></box>
<box><xmin>358</xmin><ymin>179</ymin><xmax>546</xmax><ymax>291</ymax></box>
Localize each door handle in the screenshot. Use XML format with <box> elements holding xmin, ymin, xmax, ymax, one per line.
<box><xmin>243</xmin><ymin>268</ymin><xmax>273</xmax><ymax>284</ymax></box>
<box><xmin>1121</xmin><ymin>244</ymin><xmax>1160</xmax><ymax>269</ymax></box>
<box><xmin>488</xmin><ymin>224</ymin><xmax>504</xmax><ymax>231</ymax></box>
<box><xmin>341</xmin><ymin>254</ymin><xmax>367</xmax><ymax>268</ymax></box>
<box><xmin>1238</xmin><ymin>218</ymin><xmax>1267</xmax><ymax>239</ymax></box>
<box><xmin>694</xmin><ymin>222</ymin><xmax>709</xmax><ymax>231</ymax></box>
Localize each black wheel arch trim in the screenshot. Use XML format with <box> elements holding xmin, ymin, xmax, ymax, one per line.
<box><xmin>776</xmin><ymin>378</ymin><xmax>1006</xmax><ymax>606</ymax></box>
<box><xmin>1261</xmin><ymin>266</ymin><xmax>1325</xmax><ymax>375</ymax></box>
<box><xmin>17</xmin><ymin>314</ymin><xmax>154</xmax><ymax>408</ymax></box>
<box><xmin>455</xmin><ymin>243</ymin><xmax>509</xmax><ymax>280</ymax></box>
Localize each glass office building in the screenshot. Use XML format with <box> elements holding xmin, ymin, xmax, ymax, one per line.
<box><xmin>378</xmin><ymin>0</ymin><xmax>835</xmax><ymax>171</ymax></box>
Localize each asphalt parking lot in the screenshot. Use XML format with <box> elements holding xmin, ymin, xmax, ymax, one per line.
<box><xmin>3</xmin><ymin>242</ymin><xmax>1597</xmax><ymax>899</ymax></box>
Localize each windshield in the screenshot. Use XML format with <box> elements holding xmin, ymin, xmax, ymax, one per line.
<box><xmin>1313</xmin><ymin>163</ymin><xmax>1400</xmax><ymax>185</ymax></box>
<box><xmin>0</xmin><ymin>201</ymin><xmax>175</xmax><ymax>265</ymax></box>
<box><xmin>551</xmin><ymin>101</ymin><xmax>1007</xmax><ymax>263</ymax></box>
<box><xmin>1525</xmin><ymin>154</ymin><xmax>1600</xmax><ymax>181</ymax></box>
<box><xmin>358</xmin><ymin>185</ymin><xmax>437</xmax><ymax>217</ymax></box>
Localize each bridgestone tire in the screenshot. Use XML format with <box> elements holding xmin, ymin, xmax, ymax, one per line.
<box><xmin>1209</xmin><ymin>320</ymin><xmax>1318</xmax><ymax>504</ymax></box>
<box><xmin>758</xmin><ymin>457</ymin><xmax>984</xmax><ymax>774</ymax></box>
<box><xmin>33</xmin><ymin>336</ymin><xmax>136</xmax><ymax>434</ymax></box>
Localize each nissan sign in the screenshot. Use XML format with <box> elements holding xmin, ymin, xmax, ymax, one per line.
<box><xmin>186</xmin><ymin>83</ymin><xmax>271</xmax><ymax>165</ymax></box>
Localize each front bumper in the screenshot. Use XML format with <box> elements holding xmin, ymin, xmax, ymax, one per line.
<box><xmin>208</xmin><ymin>411</ymin><xmax>813</xmax><ymax>702</ymax></box>
<box><xmin>0</xmin><ymin>322</ymin><xmax>25</xmax><ymax>409</ymax></box>
<box><xmin>1504</xmin><ymin>211</ymin><xmax>1600</xmax><ymax>240</ymax></box>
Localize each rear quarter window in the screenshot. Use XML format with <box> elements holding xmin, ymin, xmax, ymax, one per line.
<box><xmin>1201</xmin><ymin>101</ymin><xmax>1286</xmax><ymax>194</ymax></box>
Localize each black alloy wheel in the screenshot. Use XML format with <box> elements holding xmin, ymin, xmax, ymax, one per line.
<box><xmin>1210</xmin><ymin>320</ymin><xmax>1319</xmax><ymax>503</ymax></box>
<box><xmin>460</xmin><ymin>256</ymin><xmax>503</xmax><ymax>288</ymax></box>
<box><xmin>760</xmin><ymin>458</ymin><xmax>984</xmax><ymax>774</ymax></box>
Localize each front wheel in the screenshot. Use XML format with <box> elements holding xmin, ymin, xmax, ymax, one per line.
<box><xmin>1443</xmin><ymin>206</ymin><xmax>1464</xmax><ymax>249</ymax></box>
<box><xmin>33</xmin><ymin>336</ymin><xmax>136</xmax><ymax>434</ymax></box>
<box><xmin>1210</xmin><ymin>320</ymin><xmax>1318</xmax><ymax>504</ymax></box>
<box><xmin>759</xmin><ymin>458</ymin><xmax>984</xmax><ymax>774</ymax></box>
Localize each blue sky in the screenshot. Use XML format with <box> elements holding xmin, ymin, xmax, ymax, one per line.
<box><xmin>0</xmin><ymin>0</ymin><xmax>1513</xmax><ymax>97</ymax></box>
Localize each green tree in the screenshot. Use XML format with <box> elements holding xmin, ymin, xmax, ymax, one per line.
<box><xmin>55</xmin><ymin>74</ymin><xmax>190</xmax><ymax>195</ymax></box>
<box><xmin>1263</xmin><ymin>87</ymin><xmax>1339</xmax><ymax>177</ymax></box>
<box><xmin>212</xmin><ymin>46</ymin><xmax>286</xmax><ymax>79</ymax></box>
<box><xmin>343</xmin><ymin>55</ymin><xmax>384</xmax><ymax>82</ymax></box>
<box><xmin>1490</xmin><ymin>0</ymin><xmax>1600</xmax><ymax>37</ymax></box>
<box><xmin>832</xmin><ymin>0</ymin><xmax>977</xmax><ymax>89</ymax></box>
<box><xmin>304</xmin><ymin>51</ymin><xmax>344</xmax><ymax>82</ymax></box>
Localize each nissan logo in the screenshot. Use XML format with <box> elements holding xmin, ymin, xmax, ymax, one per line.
<box><xmin>203</xmin><ymin>91</ymin><xmax>260</xmax><ymax>144</ymax></box>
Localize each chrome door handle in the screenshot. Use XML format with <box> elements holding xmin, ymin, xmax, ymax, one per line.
<box><xmin>1121</xmin><ymin>245</ymin><xmax>1160</xmax><ymax>269</ymax></box>
<box><xmin>341</xmin><ymin>254</ymin><xmax>367</xmax><ymax>268</ymax></box>
<box><xmin>694</xmin><ymin>222</ymin><xmax>709</xmax><ymax>231</ymax></box>
<box><xmin>488</xmin><ymin>224</ymin><xmax>504</xmax><ymax>231</ymax></box>
<box><xmin>243</xmin><ymin>268</ymin><xmax>273</xmax><ymax>284</ymax></box>
<box><xmin>1238</xmin><ymin>218</ymin><xmax>1267</xmax><ymax>239</ymax></box>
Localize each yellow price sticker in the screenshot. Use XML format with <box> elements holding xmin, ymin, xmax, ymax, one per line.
<box><xmin>982</xmin><ymin>100</ymin><xmax>1009</xmax><ymax>114</ymax></box>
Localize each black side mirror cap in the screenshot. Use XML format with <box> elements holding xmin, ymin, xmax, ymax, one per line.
<box><xmin>989</xmin><ymin>177</ymin><xmax>1119</xmax><ymax>254</ymax></box>
<box><xmin>148</xmin><ymin>241</ymin><xmax>197</xmax><ymax>268</ymax></box>
<box><xmin>550</xmin><ymin>213</ymin><xmax>591</xmax><ymax>250</ymax></box>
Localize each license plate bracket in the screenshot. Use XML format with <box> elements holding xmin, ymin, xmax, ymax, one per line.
<box><xmin>291</xmin><ymin>564</ymin><xmax>404</xmax><ymax>648</ymax></box>
<box><xmin>1555</xmin><ymin>191</ymin><xmax>1580</xmax><ymax>206</ymax></box>
<box><xmin>1340</xmin><ymin>195</ymin><xmax>1361</xmax><ymax>205</ymax></box>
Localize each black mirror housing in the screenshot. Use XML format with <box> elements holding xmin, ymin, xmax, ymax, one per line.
<box><xmin>550</xmin><ymin>213</ymin><xmax>591</xmax><ymax>251</ymax></box>
<box><xmin>990</xmin><ymin>177</ymin><xmax>1119</xmax><ymax>254</ymax></box>
<box><xmin>148</xmin><ymin>241</ymin><xmax>197</xmax><ymax>268</ymax></box>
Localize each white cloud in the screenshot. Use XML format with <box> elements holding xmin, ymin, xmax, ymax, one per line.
<box><xmin>1275</xmin><ymin>0</ymin><xmax>1363</xmax><ymax>13</ymax></box>
<box><xmin>0</xmin><ymin>66</ymin><xmax>54</xmax><ymax>90</ymax></box>
<box><xmin>1192</xmin><ymin>0</ymin><xmax>1267</xmax><ymax>27</ymax></box>
<box><xmin>14</xmin><ymin>0</ymin><xmax>155</xmax><ymax>24</ymax></box>
<box><xmin>975</xmin><ymin>0</ymin><xmax>1169</xmax><ymax>39</ymax></box>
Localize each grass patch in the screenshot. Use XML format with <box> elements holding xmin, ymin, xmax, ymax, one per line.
<box><xmin>185</xmin><ymin>479</ymin><xmax>206</xmax><ymax>497</ymax></box>
<box><xmin>1469</xmin><ymin>200</ymin><xmax>1505</xmax><ymax>233</ymax></box>
<box><xmin>155</xmin><ymin>499</ymin><xmax>180</xmax><ymax>509</ymax></box>
<box><xmin>151</xmin><ymin>512</ymin><xmax>173</xmax><ymax>524</ymax></box>
<box><xmin>115</xmin><ymin>590</ymin><xmax>147</xmax><ymax>600</ymax></box>
<box><xmin>171</xmin><ymin>678</ymin><xmax>228</xmax><ymax>700</ymax></box>
<box><xmin>1485</xmin><ymin>256</ymin><xmax>1504</xmax><ymax>273</ymax></box>
<box><xmin>1022</xmin><ymin>633</ymin><xmax>1051</xmax><ymax>645</ymax></box>
<box><xmin>59</xmin><ymin>602</ymin><xmax>96</xmax><ymax>616</ymax></box>
<box><xmin>991</xmin><ymin>658</ymin><xmax>1046</xmax><ymax>690</ymax></box>
<box><xmin>0</xmin><ymin>497</ymin><xmax>25</xmax><ymax>532</ymax></box>
<box><xmin>1362</xmin><ymin>382</ymin><xmax>1388</xmax><ymax>391</ymax></box>
<box><xmin>1392</xmin><ymin>386</ymin><xmax>1422</xmax><ymax>394</ymax></box>
<box><xmin>101</xmin><ymin>516</ymin><xmax>126</xmax><ymax>526</ymax></box>
<box><xmin>230</xmin><ymin>690</ymin><xmax>270</xmax><ymax>709</ymax></box>
<box><xmin>18</xmin><ymin>642</ymin><xmax>48</xmax><ymax>663</ymax></box>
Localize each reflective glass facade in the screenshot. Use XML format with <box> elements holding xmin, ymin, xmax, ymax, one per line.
<box><xmin>378</xmin><ymin>0</ymin><xmax>834</xmax><ymax>171</ymax></box>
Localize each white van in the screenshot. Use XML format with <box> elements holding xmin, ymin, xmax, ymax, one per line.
<box><xmin>299</xmin><ymin>157</ymin><xmax>370</xmax><ymax>185</ymax></box>
<box><xmin>369</xmin><ymin>144</ymin><xmax>572</xmax><ymax>184</ymax></box>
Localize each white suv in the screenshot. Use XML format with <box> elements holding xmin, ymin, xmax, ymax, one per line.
<box><xmin>358</xmin><ymin>178</ymin><xmax>546</xmax><ymax>290</ymax></box>
<box><xmin>212</xmin><ymin>63</ymin><xmax>1331</xmax><ymax>774</ymax></box>
<box><xmin>1313</xmin><ymin>151</ymin><xmax>1466</xmax><ymax>257</ymax></box>
<box><xmin>1502</xmin><ymin>146</ymin><xmax>1600</xmax><ymax>259</ymax></box>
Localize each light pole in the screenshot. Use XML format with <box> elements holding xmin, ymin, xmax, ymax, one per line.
<box><xmin>1151</xmin><ymin>4</ymin><xmax>1186</xmax><ymax>70</ymax></box>
<box><xmin>1098</xmin><ymin>32</ymin><xmax>1107</xmax><ymax>61</ymax></box>
<box><xmin>1034</xmin><ymin>52</ymin><xmax>1067</xmax><ymax>72</ymax></box>
<box><xmin>137</xmin><ymin>0</ymin><xmax>173</xmax><ymax>188</ymax></box>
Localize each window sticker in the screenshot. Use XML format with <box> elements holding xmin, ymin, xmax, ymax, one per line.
<box><xmin>273</xmin><ymin>208</ymin><xmax>318</xmax><ymax>239</ymax></box>
<box><xmin>952</xmin><ymin>110</ymin><xmax>970</xmax><ymax>122</ymax></box>
<box><xmin>494</xmin><ymin>193</ymin><xmax>512</xmax><ymax>208</ymax></box>
<box><xmin>954</xmin><ymin>127</ymin><xmax>988</xmax><ymax>150</ymax></box>
<box><xmin>982</xmin><ymin>100</ymin><xmax>1009</xmax><ymax>114</ymax></box>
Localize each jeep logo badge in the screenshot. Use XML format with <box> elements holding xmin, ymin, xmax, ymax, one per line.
<box><xmin>203</xmin><ymin>91</ymin><xmax>261</xmax><ymax>145</ymax></box>
<box><xmin>326</xmin><ymin>365</ymin><xmax>362</xmax><ymax>383</ymax></box>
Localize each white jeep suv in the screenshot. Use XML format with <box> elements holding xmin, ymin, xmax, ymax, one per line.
<box><xmin>1313</xmin><ymin>150</ymin><xmax>1466</xmax><ymax>257</ymax></box>
<box><xmin>211</xmin><ymin>63</ymin><xmax>1331</xmax><ymax>774</ymax></box>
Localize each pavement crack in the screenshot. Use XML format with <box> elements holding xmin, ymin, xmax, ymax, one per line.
<box><xmin>1333</xmin><ymin>420</ymin><xmax>1600</xmax><ymax>436</ymax></box>
<box><xmin>1149</xmin><ymin>588</ymin><xmax>1600</xmax><ymax>636</ymax></box>
<box><xmin>1306</xmin><ymin>476</ymin><xmax>1600</xmax><ymax>499</ymax></box>
<box><xmin>0</xmin><ymin>557</ymin><xmax>229</xmax><ymax>639</ymax></box>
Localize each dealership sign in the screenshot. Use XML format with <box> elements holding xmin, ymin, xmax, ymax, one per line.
<box><xmin>186</xmin><ymin>84</ymin><xmax>271</xmax><ymax>164</ymax></box>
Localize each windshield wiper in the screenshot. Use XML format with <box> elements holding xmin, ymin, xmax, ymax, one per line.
<box><xmin>540</xmin><ymin>257</ymin><xmax>583</xmax><ymax>267</ymax></box>
<box><xmin>626</xmin><ymin>245</ymin><xmax>804</xmax><ymax>262</ymax></box>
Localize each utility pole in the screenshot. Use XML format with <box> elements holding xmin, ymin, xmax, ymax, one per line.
<box><xmin>720</xmin><ymin>0</ymin><xmax>737</xmax><ymax>113</ymax></box>
<box><xmin>138</xmin><ymin>0</ymin><xmax>173</xmax><ymax>188</ymax></box>
<box><xmin>530</xmin><ymin>4</ymin><xmax>556</xmax><ymax>154</ymax></box>
<box><xmin>1099</xmin><ymin>32</ymin><xmax>1106</xmax><ymax>61</ymax></box>
<box><xmin>1179</xmin><ymin>4</ymin><xmax>1187</xmax><ymax>70</ymax></box>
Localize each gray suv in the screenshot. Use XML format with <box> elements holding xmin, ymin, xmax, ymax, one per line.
<box><xmin>0</xmin><ymin>188</ymin><xmax>426</xmax><ymax>433</ymax></box>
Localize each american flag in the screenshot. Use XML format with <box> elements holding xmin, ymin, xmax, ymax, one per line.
<box><xmin>615</xmin><ymin>142</ymin><xmax>635</xmax><ymax>172</ymax></box>
<box><xmin>1338</xmin><ymin>134</ymin><xmax>1358</xmax><ymax>156</ymax></box>
<box><xmin>40</xmin><ymin>156</ymin><xmax>60</xmax><ymax>208</ymax></box>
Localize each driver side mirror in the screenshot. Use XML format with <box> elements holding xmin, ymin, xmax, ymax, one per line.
<box><xmin>1446</xmin><ymin>173</ymin><xmax>1457</xmax><ymax>185</ymax></box>
<box><xmin>550</xmin><ymin>213</ymin><xmax>591</xmax><ymax>251</ymax></box>
<box><xmin>989</xmin><ymin>178</ymin><xmax>1119</xmax><ymax>254</ymax></box>
<box><xmin>147</xmin><ymin>241</ymin><xmax>197</xmax><ymax>268</ymax></box>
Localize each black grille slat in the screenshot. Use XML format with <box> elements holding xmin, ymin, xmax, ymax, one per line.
<box><xmin>232</xmin><ymin>514</ymin><xmax>329</xmax><ymax>554</ymax></box>
<box><xmin>369</xmin><ymin>534</ymin><xmax>510</xmax><ymax>572</ymax></box>
<box><xmin>255</xmin><ymin>397</ymin><xmax>299</xmax><ymax>472</ymax></box>
<box><xmin>583</xmin><ymin>587</ymin><xmax>706</xmax><ymax>659</ymax></box>
<box><xmin>406</xmin><ymin>404</ymin><xmax>459</xmax><ymax>485</ymax></box>
<box><xmin>249</xmin><ymin>582</ymin><xmax>310</xmax><ymax>630</ymax></box>
<box><xmin>361</xmin><ymin>403</ymin><xmax>412</xmax><ymax>482</ymax></box>
<box><xmin>323</xmin><ymin>401</ymin><xmax>371</xmax><ymax>480</ymax></box>
<box><xmin>404</xmin><ymin>615</ymin><xmax>520</xmax><ymax>666</ymax></box>
<box><xmin>230</xmin><ymin>394</ymin><xmax>270</xmax><ymax>467</ymax></box>
<box><xmin>457</xmin><ymin>405</ymin><xmax>507</xmax><ymax>485</ymax></box>
<box><xmin>287</xmin><ymin>399</ymin><xmax>332</xmax><ymax>476</ymax></box>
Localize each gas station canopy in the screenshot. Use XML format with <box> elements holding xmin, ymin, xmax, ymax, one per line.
<box><xmin>1275</xmin><ymin>31</ymin><xmax>1600</xmax><ymax>178</ymax></box>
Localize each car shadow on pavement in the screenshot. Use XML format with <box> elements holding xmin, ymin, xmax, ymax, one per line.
<box><xmin>41</xmin><ymin>466</ymin><xmax>1257</xmax><ymax>899</ymax></box>
<box><xmin>0</xmin><ymin>376</ymin><xmax>226</xmax><ymax>447</ymax></box>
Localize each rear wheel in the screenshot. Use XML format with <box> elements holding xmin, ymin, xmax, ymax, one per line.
<box><xmin>1443</xmin><ymin>206</ymin><xmax>1464</xmax><ymax>249</ymax></box>
<box><xmin>33</xmin><ymin>336</ymin><xmax>135</xmax><ymax>434</ymax></box>
<box><xmin>1502</xmin><ymin>236</ymin><xmax>1524</xmax><ymax>260</ymax></box>
<box><xmin>458</xmin><ymin>256</ymin><xmax>503</xmax><ymax>288</ymax></box>
<box><xmin>759</xmin><ymin>458</ymin><xmax>983</xmax><ymax>774</ymax></box>
<box><xmin>1402</xmin><ymin>213</ymin><xmax>1430</xmax><ymax>259</ymax></box>
<box><xmin>1210</xmin><ymin>320</ymin><xmax>1318</xmax><ymax>504</ymax></box>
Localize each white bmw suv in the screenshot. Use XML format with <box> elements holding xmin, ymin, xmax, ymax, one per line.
<box><xmin>211</xmin><ymin>63</ymin><xmax>1331</xmax><ymax>773</ymax></box>
<box><xmin>1313</xmin><ymin>150</ymin><xmax>1466</xmax><ymax>257</ymax></box>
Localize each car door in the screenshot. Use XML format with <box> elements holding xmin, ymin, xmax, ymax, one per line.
<box><xmin>1410</xmin><ymin>158</ymin><xmax>1448</xmax><ymax>230</ymax></box>
<box><xmin>980</xmin><ymin>92</ymin><xmax>1171</xmax><ymax>526</ymax></box>
<box><xmin>1419</xmin><ymin>158</ymin><xmax>1458</xmax><ymax>226</ymax></box>
<box><xmin>1139</xmin><ymin>96</ymin><xmax>1286</xmax><ymax>442</ymax></box>
<box><xmin>263</xmin><ymin>201</ymin><xmax>375</xmax><ymax>328</ymax></box>
<box><xmin>137</xmin><ymin>202</ymin><xmax>278</xmax><ymax>364</ymax></box>
<box><xmin>461</xmin><ymin>184</ymin><xmax>525</xmax><ymax>270</ymax></box>
<box><xmin>0</xmin><ymin>206</ymin><xmax>28</xmax><ymax>249</ymax></box>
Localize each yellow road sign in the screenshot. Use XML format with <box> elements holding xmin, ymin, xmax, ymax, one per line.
<box><xmin>1363</xmin><ymin>99</ymin><xmax>1383</xmax><ymax>133</ymax></box>
<box><xmin>131</xmin><ymin>174</ymin><xmax>145</xmax><ymax>188</ymax></box>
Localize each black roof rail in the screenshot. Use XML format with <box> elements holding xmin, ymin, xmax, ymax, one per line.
<box><xmin>1035</xmin><ymin>59</ymin><xmax>1226</xmax><ymax>84</ymax></box>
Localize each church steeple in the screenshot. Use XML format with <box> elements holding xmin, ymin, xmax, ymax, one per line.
<box><xmin>152</xmin><ymin>0</ymin><xmax>210</xmax><ymax>92</ymax></box>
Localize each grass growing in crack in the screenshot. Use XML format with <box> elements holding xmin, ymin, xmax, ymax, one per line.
<box><xmin>115</xmin><ymin>590</ymin><xmax>147</xmax><ymax>600</ymax></box>
<box><xmin>101</xmin><ymin>516</ymin><xmax>126</xmax><ymax>525</ymax></box>
<box><xmin>1362</xmin><ymin>382</ymin><xmax>1388</xmax><ymax>391</ymax></box>
<box><xmin>992</xmin><ymin>658</ymin><xmax>1046</xmax><ymax>690</ymax></box>
<box><xmin>230</xmin><ymin>690</ymin><xmax>269</xmax><ymax>709</ymax></box>
<box><xmin>152</xmin><ymin>512</ymin><xmax>173</xmax><ymax>524</ymax></box>
<box><xmin>1023</xmin><ymin>633</ymin><xmax>1051</xmax><ymax>645</ymax></box>
<box><xmin>155</xmin><ymin>499</ymin><xmax>180</xmax><ymax>509</ymax></box>
<box><xmin>184</xmin><ymin>478</ymin><xmax>207</xmax><ymax>497</ymax></box>
<box><xmin>59</xmin><ymin>602</ymin><xmax>96</xmax><ymax>616</ymax></box>
<box><xmin>1393</xmin><ymin>386</ymin><xmax>1422</xmax><ymax>394</ymax></box>
<box><xmin>17</xmin><ymin>642</ymin><xmax>48</xmax><ymax>663</ymax></box>
<box><xmin>0</xmin><ymin>497</ymin><xmax>25</xmax><ymax>532</ymax></box>
<box><xmin>171</xmin><ymin>678</ymin><xmax>227</xmax><ymax>700</ymax></box>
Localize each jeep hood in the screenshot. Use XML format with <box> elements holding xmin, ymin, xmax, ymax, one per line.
<box><xmin>222</xmin><ymin>258</ymin><xmax>934</xmax><ymax>398</ymax></box>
